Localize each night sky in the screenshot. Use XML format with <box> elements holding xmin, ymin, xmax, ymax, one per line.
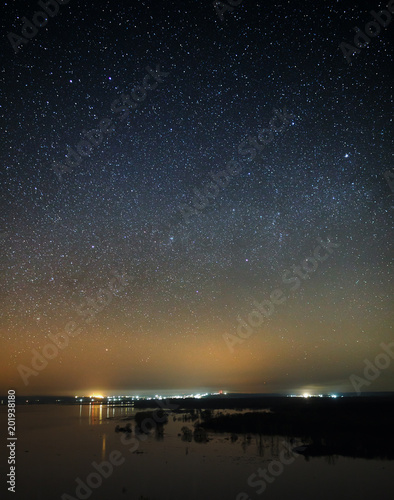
<box><xmin>0</xmin><ymin>0</ymin><xmax>392</xmax><ymax>396</ymax></box>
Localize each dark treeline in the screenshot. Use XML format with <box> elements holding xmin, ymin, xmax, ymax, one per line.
<box><xmin>120</xmin><ymin>396</ymin><xmax>394</xmax><ymax>459</ymax></box>
<box><xmin>196</xmin><ymin>397</ymin><xmax>394</xmax><ymax>460</ymax></box>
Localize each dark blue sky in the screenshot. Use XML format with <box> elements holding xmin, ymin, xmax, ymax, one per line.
<box><xmin>0</xmin><ymin>0</ymin><xmax>392</xmax><ymax>396</ymax></box>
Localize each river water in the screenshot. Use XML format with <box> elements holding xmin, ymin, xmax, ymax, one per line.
<box><xmin>0</xmin><ymin>404</ymin><xmax>393</xmax><ymax>500</ymax></box>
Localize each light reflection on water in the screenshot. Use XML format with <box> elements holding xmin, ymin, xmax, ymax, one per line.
<box><xmin>87</xmin><ymin>403</ymin><xmax>104</xmax><ymax>425</ymax></box>
<box><xmin>1</xmin><ymin>405</ymin><xmax>393</xmax><ymax>500</ymax></box>
<box><xmin>101</xmin><ymin>433</ymin><xmax>106</xmax><ymax>461</ymax></box>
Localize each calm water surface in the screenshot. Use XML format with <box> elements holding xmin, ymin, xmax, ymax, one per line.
<box><xmin>0</xmin><ymin>404</ymin><xmax>393</xmax><ymax>500</ymax></box>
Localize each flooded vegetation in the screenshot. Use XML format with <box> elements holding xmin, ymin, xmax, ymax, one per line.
<box><xmin>2</xmin><ymin>396</ymin><xmax>394</xmax><ymax>499</ymax></box>
<box><xmin>112</xmin><ymin>395</ymin><xmax>394</xmax><ymax>460</ymax></box>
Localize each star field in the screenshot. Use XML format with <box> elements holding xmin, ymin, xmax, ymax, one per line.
<box><xmin>0</xmin><ymin>0</ymin><xmax>392</xmax><ymax>395</ymax></box>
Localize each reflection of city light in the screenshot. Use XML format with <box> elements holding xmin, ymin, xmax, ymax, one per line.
<box><xmin>101</xmin><ymin>434</ymin><xmax>106</xmax><ymax>461</ymax></box>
